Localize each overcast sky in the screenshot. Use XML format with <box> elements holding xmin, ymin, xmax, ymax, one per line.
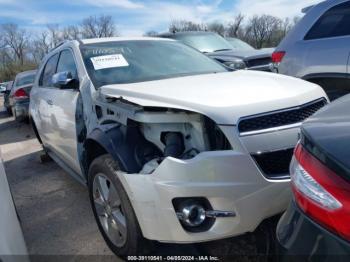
<box><xmin>0</xmin><ymin>0</ymin><xmax>320</xmax><ymax>35</ymax></box>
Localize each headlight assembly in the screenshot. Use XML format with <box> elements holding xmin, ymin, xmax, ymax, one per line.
<box><xmin>223</xmin><ymin>60</ymin><xmax>247</xmax><ymax>70</ymax></box>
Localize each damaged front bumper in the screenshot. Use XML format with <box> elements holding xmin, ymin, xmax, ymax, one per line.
<box><xmin>117</xmin><ymin>149</ymin><xmax>291</xmax><ymax>243</ymax></box>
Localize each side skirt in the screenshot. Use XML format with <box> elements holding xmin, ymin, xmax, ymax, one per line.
<box><xmin>47</xmin><ymin>151</ymin><xmax>87</xmax><ymax>187</ymax></box>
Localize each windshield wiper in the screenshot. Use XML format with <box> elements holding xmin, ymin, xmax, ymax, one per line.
<box><xmin>213</xmin><ymin>49</ymin><xmax>232</xmax><ymax>52</ymax></box>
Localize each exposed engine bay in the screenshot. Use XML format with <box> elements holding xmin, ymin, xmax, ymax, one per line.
<box><xmin>94</xmin><ymin>97</ymin><xmax>231</xmax><ymax>174</ymax></box>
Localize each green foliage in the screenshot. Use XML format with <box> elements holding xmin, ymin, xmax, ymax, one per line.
<box><xmin>0</xmin><ymin>61</ymin><xmax>37</xmax><ymax>82</ymax></box>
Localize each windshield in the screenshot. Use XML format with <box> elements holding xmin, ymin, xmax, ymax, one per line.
<box><xmin>15</xmin><ymin>73</ymin><xmax>36</xmax><ymax>87</ymax></box>
<box><xmin>81</xmin><ymin>40</ymin><xmax>227</xmax><ymax>87</ymax></box>
<box><xmin>226</xmin><ymin>38</ymin><xmax>255</xmax><ymax>51</ymax></box>
<box><xmin>173</xmin><ymin>33</ymin><xmax>233</xmax><ymax>53</ymax></box>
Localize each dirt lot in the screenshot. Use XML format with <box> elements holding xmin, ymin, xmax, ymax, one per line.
<box><xmin>0</xmin><ymin>95</ymin><xmax>277</xmax><ymax>261</ymax></box>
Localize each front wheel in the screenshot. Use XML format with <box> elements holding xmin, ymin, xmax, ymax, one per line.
<box><xmin>88</xmin><ymin>154</ymin><xmax>149</xmax><ymax>257</ymax></box>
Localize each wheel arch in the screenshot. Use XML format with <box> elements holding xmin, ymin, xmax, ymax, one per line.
<box><xmin>83</xmin><ymin>123</ymin><xmax>144</xmax><ymax>181</ymax></box>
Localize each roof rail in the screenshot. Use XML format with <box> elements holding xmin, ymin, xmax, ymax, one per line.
<box><xmin>49</xmin><ymin>40</ymin><xmax>69</xmax><ymax>52</ymax></box>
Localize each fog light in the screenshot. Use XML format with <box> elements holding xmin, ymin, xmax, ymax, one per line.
<box><xmin>173</xmin><ymin>197</ymin><xmax>235</xmax><ymax>233</ymax></box>
<box><xmin>177</xmin><ymin>204</ymin><xmax>206</xmax><ymax>227</ymax></box>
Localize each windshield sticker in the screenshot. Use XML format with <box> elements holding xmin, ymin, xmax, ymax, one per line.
<box><xmin>90</xmin><ymin>54</ymin><xmax>129</xmax><ymax>70</ymax></box>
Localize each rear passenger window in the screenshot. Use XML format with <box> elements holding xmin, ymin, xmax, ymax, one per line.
<box><xmin>305</xmin><ymin>1</ymin><xmax>350</xmax><ymax>40</ymax></box>
<box><xmin>57</xmin><ymin>50</ymin><xmax>78</xmax><ymax>79</ymax></box>
<box><xmin>40</xmin><ymin>54</ymin><xmax>59</xmax><ymax>87</ymax></box>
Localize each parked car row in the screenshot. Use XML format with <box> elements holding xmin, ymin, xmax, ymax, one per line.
<box><xmin>158</xmin><ymin>31</ymin><xmax>274</xmax><ymax>71</ymax></box>
<box><xmin>1</xmin><ymin>0</ymin><xmax>350</xmax><ymax>259</ymax></box>
<box><xmin>1</xmin><ymin>70</ymin><xmax>36</xmax><ymax>121</ymax></box>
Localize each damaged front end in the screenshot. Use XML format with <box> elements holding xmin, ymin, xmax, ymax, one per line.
<box><xmin>84</xmin><ymin>93</ymin><xmax>291</xmax><ymax>243</ymax></box>
<box><xmin>92</xmin><ymin>95</ymin><xmax>232</xmax><ymax>173</ymax></box>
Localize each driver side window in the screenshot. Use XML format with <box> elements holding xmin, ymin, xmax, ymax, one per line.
<box><xmin>56</xmin><ymin>49</ymin><xmax>79</xmax><ymax>89</ymax></box>
<box><xmin>57</xmin><ymin>50</ymin><xmax>78</xmax><ymax>78</ymax></box>
<box><xmin>40</xmin><ymin>53</ymin><xmax>59</xmax><ymax>87</ymax></box>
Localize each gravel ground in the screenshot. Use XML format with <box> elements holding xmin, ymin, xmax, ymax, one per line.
<box><xmin>0</xmin><ymin>96</ymin><xmax>278</xmax><ymax>262</ymax></box>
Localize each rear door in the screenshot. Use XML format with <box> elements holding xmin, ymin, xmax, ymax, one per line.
<box><xmin>46</xmin><ymin>49</ymin><xmax>82</xmax><ymax>175</ymax></box>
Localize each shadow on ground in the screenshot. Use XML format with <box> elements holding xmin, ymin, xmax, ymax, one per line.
<box><xmin>0</xmin><ymin>112</ymin><xmax>34</xmax><ymax>145</ymax></box>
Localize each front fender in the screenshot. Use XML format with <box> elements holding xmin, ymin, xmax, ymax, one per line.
<box><xmin>86</xmin><ymin>123</ymin><xmax>142</xmax><ymax>173</ymax></box>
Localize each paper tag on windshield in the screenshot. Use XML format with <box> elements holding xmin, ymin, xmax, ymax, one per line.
<box><xmin>90</xmin><ymin>54</ymin><xmax>129</xmax><ymax>70</ymax></box>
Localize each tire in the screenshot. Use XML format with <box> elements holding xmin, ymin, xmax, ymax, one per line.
<box><xmin>6</xmin><ymin>107</ymin><xmax>13</xmax><ymax>116</ymax></box>
<box><xmin>88</xmin><ymin>154</ymin><xmax>150</xmax><ymax>257</ymax></box>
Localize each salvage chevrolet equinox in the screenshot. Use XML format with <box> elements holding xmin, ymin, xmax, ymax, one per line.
<box><xmin>29</xmin><ymin>37</ymin><xmax>327</xmax><ymax>256</ymax></box>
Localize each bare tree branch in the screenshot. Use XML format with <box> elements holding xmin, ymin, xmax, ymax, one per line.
<box><xmin>226</xmin><ymin>14</ymin><xmax>245</xmax><ymax>37</ymax></box>
<box><xmin>244</xmin><ymin>15</ymin><xmax>282</xmax><ymax>48</ymax></box>
<box><xmin>169</xmin><ymin>20</ymin><xmax>206</xmax><ymax>33</ymax></box>
<box><xmin>1</xmin><ymin>23</ymin><xmax>29</xmax><ymax>65</ymax></box>
<box><xmin>81</xmin><ymin>15</ymin><xmax>117</xmax><ymax>38</ymax></box>
<box><xmin>207</xmin><ymin>22</ymin><xmax>225</xmax><ymax>36</ymax></box>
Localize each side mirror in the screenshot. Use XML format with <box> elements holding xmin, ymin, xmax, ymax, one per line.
<box><xmin>52</xmin><ymin>71</ymin><xmax>78</xmax><ymax>89</ymax></box>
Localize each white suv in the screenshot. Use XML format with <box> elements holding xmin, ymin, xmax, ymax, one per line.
<box><xmin>30</xmin><ymin>37</ymin><xmax>327</xmax><ymax>256</ymax></box>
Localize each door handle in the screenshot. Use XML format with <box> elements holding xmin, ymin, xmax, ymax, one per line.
<box><xmin>46</xmin><ymin>99</ymin><xmax>53</xmax><ymax>106</ymax></box>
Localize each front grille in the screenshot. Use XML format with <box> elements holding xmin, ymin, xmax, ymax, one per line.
<box><xmin>238</xmin><ymin>99</ymin><xmax>327</xmax><ymax>134</ymax></box>
<box><xmin>246</xmin><ymin>57</ymin><xmax>272</xmax><ymax>68</ymax></box>
<box><xmin>252</xmin><ymin>148</ymin><xmax>294</xmax><ymax>179</ymax></box>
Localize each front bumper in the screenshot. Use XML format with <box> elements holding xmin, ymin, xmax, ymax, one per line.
<box><xmin>277</xmin><ymin>200</ymin><xmax>350</xmax><ymax>258</ymax></box>
<box><xmin>118</xmin><ymin>149</ymin><xmax>291</xmax><ymax>243</ymax></box>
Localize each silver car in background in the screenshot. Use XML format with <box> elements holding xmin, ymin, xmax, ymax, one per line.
<box><xmin>9</xmin><ymin>70</ymin><xmax>37</xmax><ymax>121</ymax></box>
<box><xmin>273</xmin><ymin>0</ymin><xmax>350</xmax><ymax>101</ymax></box>
<box><xmin>0</xmin><ymin>149</ymin><xmax>28</xmax><ymax>261</ymax></box>
<box><xmin>159</xmin><ymin>32</ymin><xmax>273</xmax><ymax>71</ymax></box>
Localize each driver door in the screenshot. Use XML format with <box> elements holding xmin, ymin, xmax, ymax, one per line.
<box><xmin>47</xmin><ymin>49</ymin><xmax>83</xmax><ymax>175</ymax></box>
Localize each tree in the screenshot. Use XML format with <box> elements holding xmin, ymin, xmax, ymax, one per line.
<box><xmin>207</xmin><ymin>22</ymin><xmax>225</xmax><ymax>36</ymax></box>
<box><xmin>62</xmin><ymin>25</ymin><xmax>81</xmax><ymax>40</ymax></box>
<box><xmin>169</xmin><ymin>20</ymin><xmax>206</xmax><ymax>33</ymax></box>
<box><xmin>1</xmin><ymin>23</ymin><xmax>29</xmax><ymax>65</ymax></box>
<box><xmin>47</xmin><ymin>24</ymin><xmax>63</xmax><ymax>47</ymax></box>
<box><xmin>245</xmin><ymin>15</ymin><xmax>282</xmax><ymax>48</ymax></box>
<box><xmin>31</xmin><ymin>31</ymin><xmax>51</xmax><ymax>63</ymax></box>
<box><xmin>226</xmin><ymin>14</ymin><xmax>245</xmax><ymax>37</ymax></box>
<box><xmin>81</xmin><ymin>15</ymin><xmax>117</xmax><ymax>38</ymax></box>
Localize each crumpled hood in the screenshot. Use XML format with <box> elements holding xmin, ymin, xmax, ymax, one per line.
<box><xmin>208</xmin><ymin>48</ymin><xmax>274</xmax><ymax>61</ymax></box>
<box><xmin>100</xmin><ymin>70</ymin><xmax>327</xmax><ymax>125</ymax></box>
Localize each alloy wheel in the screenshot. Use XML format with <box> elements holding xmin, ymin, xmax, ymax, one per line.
<box><xmin>93</xmin><ymin>173</ymin><xmax>127</xmax><ymax>247</ymax></box>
